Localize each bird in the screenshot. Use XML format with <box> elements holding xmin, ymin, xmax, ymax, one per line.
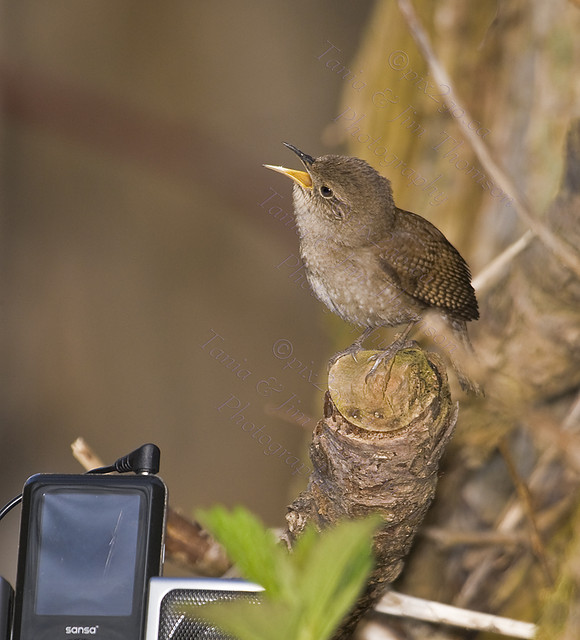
<box><xmin>264</xmin><ymin>143</ymin><xmax>481</xmax><ymax>394</ymax></box>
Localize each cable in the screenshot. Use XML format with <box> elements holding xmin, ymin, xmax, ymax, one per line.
<box><xmin>0</xmin><ymin>494</ymin><xmax>23</xmax><ymax>522</ymax></box>
<box><xmin>86</xmin><ymin>443</ymin><xmax>160</xmax><ymax>475</ymax></box>
<box><xmin>0</xmin><ymin>443</ymin><xmax>161</xmax><ymax>522</ymax></box>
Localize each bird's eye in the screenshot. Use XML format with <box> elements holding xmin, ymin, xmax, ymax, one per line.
<box><xmin>319</xmin><ymin>185</ymin><xmax>333</xmax><ymax>198</ymax></box>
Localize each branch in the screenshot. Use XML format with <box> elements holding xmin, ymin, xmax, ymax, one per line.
<box><xmin>70</xmin><ymin>437</ymin><xmax>230</xmax><ymax>576</ymax></box>
<box><xmin>396</xmin><ymin>0</ymin><xmax>580</xmax><ymax>280</ymax></box>
<box><xmin>472</xmin><ymin>230</ymin><xmax>533</xmax><ymax>294</ymax></box>
<box><xmin>374</xmin><ymin>591</ymin><xmax>537</xmax><ymax>639</ymax></box>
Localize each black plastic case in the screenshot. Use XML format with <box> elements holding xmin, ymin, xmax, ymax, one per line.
<box><xmin>0</xmin><ymin>577</ymin><xmax>13</xmax><ymax>640</ymax></box>
<box><xmin>12</xmin><ymin>474</ymin><xmax>166</xmax><ymax>640</ymax></box>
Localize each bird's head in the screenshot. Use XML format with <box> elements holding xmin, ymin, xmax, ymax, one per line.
<box><xmin>264</xmin><ymin>143</ymin><xmax>395</xmax><ymax>245</ymax></box>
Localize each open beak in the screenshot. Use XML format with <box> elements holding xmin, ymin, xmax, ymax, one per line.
<box><xmin>263</xmin><ymin>142</ymin><xmax>314</xmax><ymax>189</ymax></box>
<box><xmin>263</xmin><ymin>164</ymin><xmax>313</xmax><ymax>189</ymax></box>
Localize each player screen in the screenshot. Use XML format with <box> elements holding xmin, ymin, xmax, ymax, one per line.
<box><xmin>34</xmin><ymin>491</ymin><xmax>141</xmax><ymax>616</ymax></box>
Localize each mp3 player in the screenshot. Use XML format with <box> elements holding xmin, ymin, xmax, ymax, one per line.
<box><xmin>11</xmin><ymin>473</ymin><xmax>166</xmax><ymax>640</ymax></box>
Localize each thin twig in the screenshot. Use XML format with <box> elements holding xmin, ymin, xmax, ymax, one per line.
<box><xmin>396</xmin><ymin>0</ymin><xmax>580</xmax><ymax>279</ymax></box>
<box><xmin>498</xmin><ymin>438</ymin><xmax>554</xmax><ymax>584</ymax></box>
<box><xmin>376</xmin><ymin>590</ymin><xmax>537</xmax><ymax>639</ymax></box>
<box><xmin>71</xmin><ymin>438</ymin><xmax>231</xmax><ymax>576</ymax></box>
<box><xmin>71</xmin><ymin>437</ymin><xmax>105</xmax><ymax>470</ymax></box>
<box><xmin>562</xmin><ymin>388</ymin><xmax>580</xmax><ymax>431</ymax></box>
<box><xmin>362</xmin><ymin>620</ymin><xmax>405</xmax><ymax>640</ymax></box>
<box><xmin>472</xmin><ymin>231</ymin><xmax>534</xmax><ymax>293</ymax></box>
<box><xmin>263</xmin><ymin>404</ymin><xmax>316</xmax><ymax>430</ymax></box>
<box><xmin>423</xmin><ymin>526</ymin><xmax>527</xmax><ymax>549</ymax></box>
<box><xmin>456</xmin><ymin>389</ymin><xmax>580</xmax><ymax>604</ymax></box>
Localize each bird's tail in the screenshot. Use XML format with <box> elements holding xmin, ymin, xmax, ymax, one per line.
<box><xmin>447</xmin><ymin>318</ymin><xmax>484</xmax><ymax>397</ymax></box>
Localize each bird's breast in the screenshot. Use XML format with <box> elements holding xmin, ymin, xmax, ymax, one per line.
<box><xmin>299</xmin><ymin>238</ymin><xmax>422</xmax><ymax>327</ymax></box>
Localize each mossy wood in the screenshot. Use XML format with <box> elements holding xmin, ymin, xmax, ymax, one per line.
<box><xmin>284</xmin><ymin>347</ymin><xmax>458</xmax><ymax>639</ymax></box>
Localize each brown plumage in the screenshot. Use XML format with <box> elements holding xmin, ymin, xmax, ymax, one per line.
<box><xmin>265</xmin><ymin>143</ymin><xmax>480</xmax><ymax>393</ymax></box>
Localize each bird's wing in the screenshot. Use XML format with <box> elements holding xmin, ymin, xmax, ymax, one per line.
<box><xmin>376</xmin><ymin>209</ymin><xmax>479</xmax><ymax>321</ymax></box>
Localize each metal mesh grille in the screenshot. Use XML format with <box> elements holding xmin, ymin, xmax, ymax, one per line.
<box><xmin>157</xmin><ymin>588</ymin><xmax>261</xmax><ymax>640</ymax></box>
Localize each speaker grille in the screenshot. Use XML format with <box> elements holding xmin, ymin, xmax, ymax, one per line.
<box><xmin>158</xmin><ymin>588</ymin><xmax>261</xmax><ymax>640</ymax></box>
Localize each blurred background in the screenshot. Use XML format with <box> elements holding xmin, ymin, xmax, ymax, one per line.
<box><xmin>1</xmin><ymin>0</ymin><xmax>580</xmax><ymax>610</ymax></box>
<box><xmin>0</xmin><ymin>0</ymin><xmax>374</xmax><ymax>583</ymax></box>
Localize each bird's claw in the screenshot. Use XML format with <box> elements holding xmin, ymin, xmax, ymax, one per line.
<box><xmin>364</xmin><ymin>350</ymin><xmax>393</xmax><ymax>383</ymax></box>
<box><xmin>364</xmin><ymin>339</ymin><xmax>418</xmax><ymax>383</ymax></box>
<box><xmin>328</xmin><ymin>343</ymin><xmax>364</xmax><ymax>369</ymax></box>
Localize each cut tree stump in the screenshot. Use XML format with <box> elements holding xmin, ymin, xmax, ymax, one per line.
<box><xmin>284</xmin><ymin>347</ymin><xmax>458</xmax><ymax>639</ymax></box>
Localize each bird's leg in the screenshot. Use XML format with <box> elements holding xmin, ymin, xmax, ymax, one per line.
<box><xmin>365</xmin><ymin>322</ymin><xmax>418</xmax><ymax>381</ymax></box>
<box><xmin>328</xmin><ymin>327</ymin><xmax>375</xmax><ymax>368</ymax></box>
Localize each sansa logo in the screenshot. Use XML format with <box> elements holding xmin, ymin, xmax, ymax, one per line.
<box><xmin>65</xmin><ymin>625</ymin><xmax>99</xmax><ymax>634</ymax></box>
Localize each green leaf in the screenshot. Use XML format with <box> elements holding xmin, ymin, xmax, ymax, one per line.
<box><xmin>195</xmin><ymin>506</ymin><xmax>382</xmax><ymax>640</ymax></box>
<box><xmin>295</xmin><ymin>516</ymin><xmax>381</xmax><ymax>639</ymax></box>
<box><xmin>196</xmin><ymin>505</ymin><xmax>289</xmax><ymax>598</ymax></box>
<box><xmin>191</xmin><ymin>599</ymin><xmax>298</xmax><ymax>640</ymax></box>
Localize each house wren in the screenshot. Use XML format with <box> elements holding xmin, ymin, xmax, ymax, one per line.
<box><xmin>264</xmin><ymin>143</ymin><xmax>480</xmax><ymax>393</ymax></box>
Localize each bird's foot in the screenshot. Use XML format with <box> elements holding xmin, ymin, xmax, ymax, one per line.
<box><xmin>328</xmin><ymin>342</ymin><xmax>366</xmax><ymax>369</ymax></box>
<box><xmin>365</xmin><ymin>338</ymin><xmax>418</xmax><ymax>382</ymax></box>
<box><xmin>328</xmin><ymin>328</ymin><xmax>375</xmax><ymax>370</ymax></box>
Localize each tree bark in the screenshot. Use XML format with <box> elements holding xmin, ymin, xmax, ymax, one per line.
<box><xmin>284</xmin><ymin>348</ymin><xmax>458</xmax><ymax>638</ymax></box>
<box><xmin>396</xmin><ymin>120</ymin><xmax>580</xmax><ymax>636</ymax></box>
